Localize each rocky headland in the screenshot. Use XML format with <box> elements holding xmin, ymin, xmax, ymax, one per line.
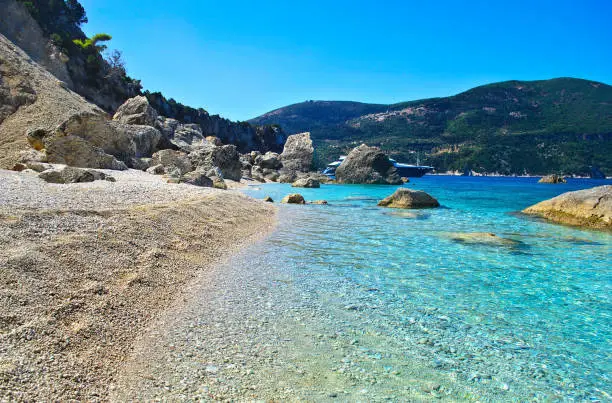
<box><xmin>523</xmin><ymin>185</ymin><xmax>612</xmax><ymax>230</ymax></box>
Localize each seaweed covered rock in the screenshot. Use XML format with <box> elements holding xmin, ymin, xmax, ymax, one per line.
<box><xmin>523</xmin><ymin>185</ymin><xmax>612</xmax><ymax>230</ymax></box>
<box><xmin>378</xmin><ymin>188</ymin><xmax>440</xmax><ymax>209</ymax></box>
<box><xmin>335</xmin><ymin>144</ymin><xmax>402</xmax><ymax>185</ymax></box>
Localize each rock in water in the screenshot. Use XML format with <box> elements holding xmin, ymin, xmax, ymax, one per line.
<box><xmin>335</xmin><ymin>144</ymin><xmax>402</xmax><ymax>185</ymax></box>
<box><xmin>263</xmin><ymin>196</ymin><xmax>274</xmax><ymax>202</ymax></box>
<box><xmin>523</xmin><ymin>185</ymin><xmax>612</xmax><ymax>230</ymax></box>
<box><xmin>378</xmin><ymin>188</ymin><xmax>440</xmax><ymax>209</ymax></box>
<box><xmin>538</xmin><ymin>174</ymin><xmax>567</xmax><ymax>184</ymax></box>
<box><xmin>112</xmin><ymin>96</ymin><xmax>158</xmax><ymax>126</ymax></box>
<box><xmin>444</xmin><ymin>232</ymin><xmax>521</xmax><ymax>247</ymax></box>
<box><xmin>292</xmin><ymin>177</ymin><xmax>320</xmax><ymax>188</ymax></box>
<box><xmin>280</xmin><ymin>132</ymin><xmax>313</xmax><ymax>174</ymax></box>
<box><xmin>281</xmin><ymin>194</ymin><xmax>306</xmax><ymax>204</ymax></box>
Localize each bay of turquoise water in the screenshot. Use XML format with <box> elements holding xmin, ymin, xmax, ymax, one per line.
<box><xmin>242</xmin><ymin>176</ymin><xmax>611</xmax><ymax>400</ymax></box>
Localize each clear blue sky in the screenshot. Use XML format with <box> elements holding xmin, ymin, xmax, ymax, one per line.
<box><xmin>80</xmin><ymin>0</ymin><xmax>611</xmax><ymax>121</ymax></box>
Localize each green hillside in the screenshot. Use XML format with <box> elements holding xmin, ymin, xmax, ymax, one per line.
<box><xmin>250</xmin><ymin>78</ymin><xmax>612</xmax><ymax>175</ymax></box>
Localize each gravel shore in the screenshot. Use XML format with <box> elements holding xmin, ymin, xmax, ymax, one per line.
<box><xmin>0</xmin><ymin>168</ymin><xmax>275</xmax><ymax>401</ymax></box>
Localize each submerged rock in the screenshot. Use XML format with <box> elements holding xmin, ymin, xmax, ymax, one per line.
<box><xmin>523</xmin><ymin>185</ymin><xmax>612</xmax><ymax>230</ymax></box>
<box><xmin>378</xmin><ymin>188</ymin><xmax>440</xmax><ymax>209</ymax></box>
<box><xmin>335</xmin><ymin>144</ymin><xmax>402</xmax><ymax>185</ymax></box>
<box><xmin>309</xmin><ymin>200</ymin><xmax>328</xmax><ymax>205</ymax></box>
<box><xmin>281</xmin><ymin>194</ymin><xmax>306</xmax><ymax>204</ymax></box>
<box><xmin>292</xmin><ymin>177</ymin><xmax>320</xmax><ymax>188</ymax></box>
<box><xmin>538</xmin><ymin>174</ymin><xmax>566</xmax><ymax>184</ymax></box>
<box><xmin>444</xmin><ymin>232</ymin><xmax>521</xmax><ymax>247</ymax></box>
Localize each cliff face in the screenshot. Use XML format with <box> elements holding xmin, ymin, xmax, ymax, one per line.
<box><xmin>146</xmin><ymin>93</ymin><xmax>286</xmax><ymax>153</ymax></box>
<box><xmin>0</xmin><ymin>0</ymin><xmax>140</xmax><ymax>112</ymax></box>
<box><xmin>0</xmin><ymin>0</ymin><xmax>73</xmax><ymax>85</ymax></box>
<box><xmin>0</xmin><ymin>0</ymin><xmax>285</xmax><ymax>153</ymax></box>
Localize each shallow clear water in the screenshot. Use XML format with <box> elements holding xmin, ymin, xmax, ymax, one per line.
<box><xmin>242</xmin><ymin>176</ymin><xmax>611</xmax><ymax>400</ymax></box>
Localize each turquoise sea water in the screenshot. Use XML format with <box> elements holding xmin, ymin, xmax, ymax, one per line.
<box><xmin>242</xmin><ymin>177</ymin><xmax>611</xmax><ymax>400</ymax></box>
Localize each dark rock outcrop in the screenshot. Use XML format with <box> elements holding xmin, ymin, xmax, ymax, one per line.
<box><xmin>335</xmin><ymin>144</ymin><xmax>402</xmax><ymax>185</ymax></box>
<box><xmin>378</xmin><ymin>188</ymin><xmax>440</xmax><ymax>209</ymax></box>
<box><xmin>538</xmin><ymin>174</ymin><xmax>566</xmax><ymax>184</ymax></box>
<box><xmin>523</xmin><ymin>185</ymin><xmax>612</xmax><ymax>230</ymax></box>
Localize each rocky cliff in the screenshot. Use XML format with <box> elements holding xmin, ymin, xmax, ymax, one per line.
<box><xmin>0</xmin><ymin>0</ymin><xmax>286</xmax><ymax>154</ymax></box>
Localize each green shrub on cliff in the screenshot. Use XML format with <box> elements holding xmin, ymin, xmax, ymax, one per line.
<box><xmin>73</xmin><ymin>33</ymin><xmax>112</xmax><ymax>52</ymax></box>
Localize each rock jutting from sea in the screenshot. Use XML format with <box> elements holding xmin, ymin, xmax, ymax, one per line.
<box><xmin>523</xmin><ymin>185</ymin><xmax>612</xmax><ymax>230</ymax></box>
<box><xmin>335</xmin><ymin>144</ymin><xmax>403</xmax><ymax>185</ymax></box>
<box><xmin>378</xmin><ymin>188</ymin><xmax>440</xmax><ymax>209</ymax></box>
<box><xmin>538</xmin><ymin>174</ymin><xmax>567</xmax><ymax>184</ymax></box>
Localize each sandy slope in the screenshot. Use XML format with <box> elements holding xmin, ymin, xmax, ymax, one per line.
<box><xmin>0</xmin><ymin>169</ymin><xmax>275</xmax><ymax>401</ymax></box>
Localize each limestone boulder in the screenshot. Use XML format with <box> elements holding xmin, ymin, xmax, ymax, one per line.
<box><xmin>336</xmin><ymin>144</ymin><xmax>402</xmax><ymax>185</ymax></box>
<box><xmin>378</xmin><ymin>188</ymin><xmax>440</xmax><ymax>209</ymax></box>
<box><xmin>181</xmin><ymin>170</ymin><xmax>213</xmax><ymax>187</ymax></box>
<box><xmin>151</xmin><ymin>149</ymin><xmax>192</xmax><ymax>175</ymax></box>
<box><xmin>113</xmin><ymin>95</ymin><xmax>158</xmax><ymax>126</ymax></box>
<box><xmin>188</xmin><ymin>144</ymin><xmax>242</xmax><ymax>181</ymax></box>
<box><xmin>523</xmin><ymin>185</ymin><xmax>612</xmax><ymax>230</ymax></box>
<box><xmin>538</xmin><ymin>174</ymin><xmax>566</xmax><ymax>184</ymax></box>
<box><xmin>206</xmin><ymin>136</ymin><xmax>222</xmax><ymax>146</ymax></box>
<box><xmin>172</xmin><ymin>124</ymin><xmax>205</xmax><ymax>150</ymax></box>
<box><xmin>292</xmin><ymin>177</ymin><xmax>320</xmax><ymax>188</ymax></box>
<box><xmin>258</xmin><ymin>152</ymin><xmax>282</xmax><ymax>170</ymax></box>
<box><xmin>110</xmin><ymin>122</ymin><xmax>162</xmax><ymax>158</ymax></box>
<box><xmin>280</xmin><ymin>132</ymin><xmax>313</xmax><ymax>174</ymax></box>
<box><xmin>146</xmin><ymin>164</ymin><xmax>165</xmax><ymax>175</ymax></box>
<box><xmin>281</xmin><ymin>194</ymin><xmax>306</xmax><ymax>204</ymax></box>
<box><xmin>38</xmin><ymin>166</ymin><xmax>112</xmax><ymax>184</ymax></box>
<box><xmin>44</xmin><ymin>136</ymin><xmax>127</xmax><ymax>170</ymax></box>
<box><xmin>128</xmin><ymin>157</ymin><xmax>152</xmax><ymax>171</ymax></box>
